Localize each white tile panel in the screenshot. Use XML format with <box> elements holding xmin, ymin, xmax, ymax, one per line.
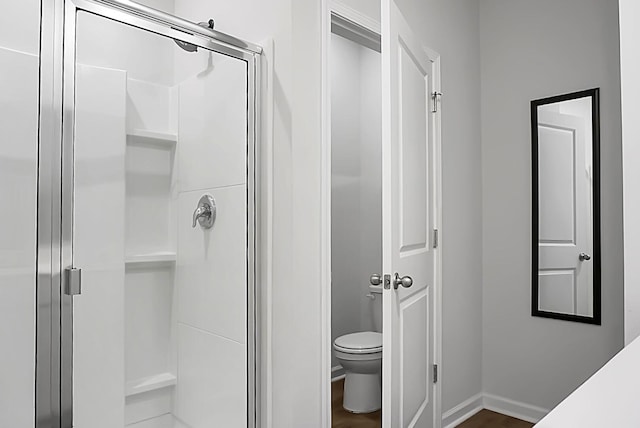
<box><xmin>0</xmin><ymin>0</ymin><xmax>40</xmax><ymax>55</ymax></box>
<box><xmin>175</xmin><ymin>324</ymin><xmax>246</xmax><ymax>428</ymax></box>
<box><xmin>0</xmin><ymin>47</ymin><xmax>38</xmax><ymax>428</ymax></box>
<box><xmin>177</xmin><ymin>55</ymin><xmax>247</xmax><ymax>192</ymax></box>
<box><xmin>127</xmin><ymin>79</ymin><xmax>175</xmax><ymax>134</ymax></box>
<box><xmin>125</xmin><ymin>388</ymin><xmax>173</xmax><ymax>425</ymax></box>
<box><xmin>126</xmin><ymin>413</ymin><xmax>175</xmax><ymax>428</ymax></box>
<box><xmin>125</xmin><ymin>265</ymin><xmax>175</xmax><ymax>381</ymax></box>
<box><xmin>73</xmin><ymin>64</ymin><xmax>127</xmax><ymax>428</ymax></box>
<box><xmin>177</xmin><ymin>186</ymin><xmax>247</xmax><ymax>344</ymax></box>
<box><xmin>125</xmin><ymin>138</ymin><xmax>175</xmax><ymax>254</ymax></box>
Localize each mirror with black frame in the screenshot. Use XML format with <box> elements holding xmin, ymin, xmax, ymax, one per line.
<box><xmin>531</xmin><ymin>88</ymin><xmax>601</xmax><ymax>324</ymax></box>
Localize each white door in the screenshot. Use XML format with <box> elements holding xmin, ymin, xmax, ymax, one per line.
<box><xmin>537</xmin><ymin>110</ymin><xmax>592</xmax><ymax>316</ymax></box>
<box><xmin>381</xmin><ymin>1</ymin><xmax>439</xmax><ymax>427</ymax></box>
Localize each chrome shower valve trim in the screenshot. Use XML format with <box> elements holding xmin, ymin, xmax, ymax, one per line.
<box><xmin>192</xmin><ymin>194</ymin><xmax>217</xmax><ymax>229</ymax></box>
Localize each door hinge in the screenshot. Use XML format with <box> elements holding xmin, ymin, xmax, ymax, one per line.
<box><xmin>431</xmin><ymin>91</ymin><xmax>442</xmax><ymax>113</ymax></box>
<box><xmin>433</xmin><ymin>229</ymin><xmax>439</xmax><ymax>249</ymax></box>
<box><xmin>64</xmin><ymin>267</ymin><xmax>82</xmax><ymax>296</ymax></box>
<box><xmin>433</xmin><ymin>364</ymin><xmax>438</xmax><ymax>383</ymax></box>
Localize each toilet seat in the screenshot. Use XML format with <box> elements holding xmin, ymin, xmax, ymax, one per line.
<box><xmin>334</xmin><ymin>332</ymin><xmax>382</xmax><ymax>354</ymax></box>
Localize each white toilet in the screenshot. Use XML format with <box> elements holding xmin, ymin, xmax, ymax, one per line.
<box><xmin>333</xmin><ymin>331</ymin><xmax>382</xmax><ymax>413</ymax></box>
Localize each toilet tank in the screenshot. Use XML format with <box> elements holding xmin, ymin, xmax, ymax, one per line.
<box><xmin>369</xmin><ymin>284</ymin><xmax>383</xmax><ymax>332</ymax></box>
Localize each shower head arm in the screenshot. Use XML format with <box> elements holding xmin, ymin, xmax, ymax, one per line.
<box><xmin>89</xmin><ymin>0</ymin><xmax>262</xmax><ymax>54</ymax></box>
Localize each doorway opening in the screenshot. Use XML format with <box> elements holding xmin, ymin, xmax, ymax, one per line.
<box><xmin>327</xmin><ymin>9</ymin><xmax>383</xmax><ymax>427</ymax></box>
<box><xmin>323</xmin><ymin>3</ymin><xmax>443</xmax><ymax>427</ymax></box>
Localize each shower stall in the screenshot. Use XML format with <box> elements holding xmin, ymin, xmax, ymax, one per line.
<box><xmin>12</xmin><ymin>1</ymin><xmax>262</xmax><ymax>427</ymax></box>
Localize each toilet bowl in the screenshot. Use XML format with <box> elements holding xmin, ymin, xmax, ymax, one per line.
<box><xmin>334</xmin><ymin>331</ymin><xmax>382</xmax><ymax>413</ymax></box>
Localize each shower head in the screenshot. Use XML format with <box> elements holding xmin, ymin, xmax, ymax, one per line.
<box><xmin>174</xmin><ymin>19</ymin><xmax>215</xmax><ymax>52</ymax></box>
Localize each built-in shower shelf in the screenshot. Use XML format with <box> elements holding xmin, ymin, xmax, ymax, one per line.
<box><xmin>125</xmin><ymin>251</ymin><xmax>177</xmax><ymax>265</ymax></box>
<box><xmin>127</xmin><ymin>129</ymin><xmax>177</xmax><ymax>146</ymax></box>
<box><xmin>125</xmin><ymin>372</ymin><xmax>177</xmax><ymax>397</ymax></box>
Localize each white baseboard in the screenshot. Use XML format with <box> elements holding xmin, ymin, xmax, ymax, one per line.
<box><xmin>483</xmin><ymin>393</ymin><xmax>549</xmax><ymax>424</ymax></box>
<box><xmin>331</xmin><ymin>365</ymin><xmax>345</xmax><ymax>381</ymax></box>
<box><xmin>442</xmin><ymin>392</ymin><xmax>549</xmax><ymax>427</ymax></box>
<box><xmin>442</xmin><ymin>393</ymin><xmax>483</xmax><ymax>428</ymax></box>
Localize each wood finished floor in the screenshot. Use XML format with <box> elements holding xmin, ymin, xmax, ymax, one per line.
<box><xmin>456</xmin><ymin>410</ymin><xmax>534</xmax><ymax>428</ymax></box>
<box><xmin>331</xmin><ymin>380</ymin><xmax>532</xmax><ymax>428</ymax></box>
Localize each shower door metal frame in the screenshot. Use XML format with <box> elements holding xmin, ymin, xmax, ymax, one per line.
<box><xmin>37</xmin><ymin>1</ymin><xmax>262</xmax><ymax>427</ymax></box>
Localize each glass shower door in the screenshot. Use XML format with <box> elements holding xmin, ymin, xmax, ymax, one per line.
<box><xmin>64</xmin><ymin>7</ymin><xmax>256</xmax><ymax>428</ymax></box>
<box><xmin>0</xmin><ymin>1</ymin><xmax>40</xmax><ymax>427</ymax></box>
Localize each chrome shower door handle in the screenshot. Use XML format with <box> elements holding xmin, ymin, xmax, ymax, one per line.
<box><xmin>192</xmin><ymin>195</ymin><xmax>217</xmax><ymax>229</ymax></box>
<box><xmin>64</xmin><ymin>267</ymin><xmax>82</xmax><ymax>296</ymax></box>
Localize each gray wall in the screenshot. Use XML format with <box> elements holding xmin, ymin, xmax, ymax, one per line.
<box><xmin>480</xmin><ymin>0</ymin><xmax>624</xmax><ymax>412</ymax></box>
<box><xmin>395</xmin><ymin>0</ymin><xmax>484</xmax><ymax>416</ymax></box>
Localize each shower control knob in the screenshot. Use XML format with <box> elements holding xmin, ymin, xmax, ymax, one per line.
<box><xmin>192</xmin><ymin>194</ymin><xmax>217</xmax><ymax>229</ymax></box>
<box><xmin>393</xmin><ymin>272</ymin><xmax>413</xmax><ymax>289</ymax></box>
<box><xmin>370</xmin><ymin>274</ymin><xmax>382</xmax><ymax>286</ymax></box>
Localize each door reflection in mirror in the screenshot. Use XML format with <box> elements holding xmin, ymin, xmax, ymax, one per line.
<box><xmin>531</xmin><ymin>88</ymin><xmax>600</xmax><ymax>324</ymax></box>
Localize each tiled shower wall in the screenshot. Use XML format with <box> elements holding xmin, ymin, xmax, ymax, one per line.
<box><xmin>0</xmin><ymin>3</ymin><xmax>250</xmax><ymax>426</ymax></box>
<box><xmin>0</xmin><ymin>2</ymin><xmax>40</xmax><ymax>427</ymax></box>
<box><xmin>73</xmin><ymin>12</ymin><xmax>250</xmax><ymax>427</ymax></box>
<box><xmin>174</xmin><ymin>51</ymin><xmax>248</xmax><ymax>428</ymax></box>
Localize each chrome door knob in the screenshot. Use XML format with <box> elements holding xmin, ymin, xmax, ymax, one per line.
<box><xmin>370</xmin><ymin>274</ymin><xmax>382</xmax><ymax>286</ymax></box>
<box><xmin>579</xmin><ymin>252</ymin><xmax>591</xmax><ymax>261</ymax></box>
<box><xmin>393</xmin><ymin>272</ymin><xmax>413</xmax><ymax>289</ymax></box>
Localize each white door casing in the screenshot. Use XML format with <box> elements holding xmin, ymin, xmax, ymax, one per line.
<box><xmin>537</xmin><ymin>110</ymin><xmax>593</xmax><ymax>316</ymax></box>
<box><xmin>382</xmin><ymin>1</ymin><xmax>439</xmax><ymax>427</ymax></box>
